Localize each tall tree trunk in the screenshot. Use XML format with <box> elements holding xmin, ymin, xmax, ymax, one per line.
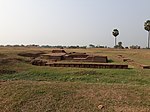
<box><xmin>115</xmin><ymin>37</ymin><xmax>117</xmax><ymax>47</ymax></box>
<box><xmin>148</xmin><ymin>31</ymin><xmax>150</xmax><ymax>49</ymax></box>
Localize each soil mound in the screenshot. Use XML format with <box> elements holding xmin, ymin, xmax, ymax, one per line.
<box><xmin>0</xmin><ymin>58</ymin><xmax>30</xmax><ymax>65</ymax></box>
<box><xmin>0</xmin><ymin>69</ymin><xmax>16</xmax><ymax>74</ymax></box>
<box><xmin>18</xmin><ymin>51</ymin><xmax>45</xmax><ymax>58</ymax></box>
<box><xmin>0</xmin><ymin>53</ymin><xmax>7</xmax><ymax>58</ymax></box>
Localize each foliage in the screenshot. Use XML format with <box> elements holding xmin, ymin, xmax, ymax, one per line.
<box><xmin>144</xmin><ymin>20</ymin><xmax>150</xmax><ymax>32</ymax></box>
<box><xmin>114</xmin><ymin>42</ymin><xmax>124</xmax><ymax>49</ymax></box>
<box><xmin>89</xmin><ymin>44</ymin><xmax>95</xmax><ymax>48</ymax></box>
<box><xmin>112</xmin><ymin>29</ymin><xmax>119</xmax><ymax>37</ymax></box>
<box><xmin>130</xmin><ymin>45</ymin><xmax>140</xmax><ymax>49</ymax></box>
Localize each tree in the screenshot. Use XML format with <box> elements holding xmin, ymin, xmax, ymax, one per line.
<box><xmin>89</xmin><ymin>44</ymin><xmax>95</xmax><ymax>48</ymax></box>
<box><xmin>114</xmin><ymin>42</ymin><xmax>124</xmax><ymax>49</ymax></box>
<box><xmin>118</xmin><ymin>42</ymin><xmax>122</xmax><ymax>47</ymax></box>
<box><xmin>144</xmin><ymin>20</ymin><xmax>150</xmax><ymax>48</ymax></box>
<box><xmin>112</xmin><ymin>29</ymin><xmax>119</xmax><ymax>47</ymax></box>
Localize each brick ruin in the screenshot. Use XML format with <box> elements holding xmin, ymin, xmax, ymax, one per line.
<box><xmin>46</xmin><ymin>63</ymin><xmax>128</xmax><ymax>69</ymax></box>
<box><xmin>31</xmin><ymin>50</ymin><xmax>128</xmax><ymax>69</ymax></box>
<box><xmin>41</xmin><ymin>50</ymin><xmax>108</xmax><ymax>63</ymax></box>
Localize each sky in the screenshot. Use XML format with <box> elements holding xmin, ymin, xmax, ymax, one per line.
<box><xmin>0</xmin><ymin>0</ymin><xmax>150</xmax><ymax>47</ymax></box>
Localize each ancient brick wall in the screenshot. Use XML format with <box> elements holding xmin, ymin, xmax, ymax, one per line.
<box><xmin>45</xmin><ymin>63</ymin><xmax>128</xmax><ymax>69</ymax></box>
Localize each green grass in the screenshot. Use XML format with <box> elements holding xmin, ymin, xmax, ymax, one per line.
<box><xmin>0</xmin><ymin>65</ymin><xmax>150</xmax><ymax>85</ymax></box>
<box><xmin>0</xmin><ymin>47</ymin><xmax>150</xmax><ymax>112</ymax></box>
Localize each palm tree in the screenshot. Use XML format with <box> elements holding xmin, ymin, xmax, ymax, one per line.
<box><xmin>112</xmin><ymin>29</ymin><xmax>119</xmax><ymax>47</ymax></box>
<box><xmin>144</xmin><ymin>20</ymin><xmax>150</xmax><ymax>48</ymax></box>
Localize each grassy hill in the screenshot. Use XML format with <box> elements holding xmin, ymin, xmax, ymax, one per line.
<box><xmin>0</xmin><ymin>47</ymin><xmax>150</xmax><ymax>112</ymax></box>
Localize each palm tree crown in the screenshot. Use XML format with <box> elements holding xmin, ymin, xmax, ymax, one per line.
<box><xmin>112</xmin><ymin>29</ymin><xmax>119</xmax><ymax>37</ymax></box>
<box><xmin>144</xmin><ymin>20</ymin><xmax>150</xmax><ymax>32</ymax></box>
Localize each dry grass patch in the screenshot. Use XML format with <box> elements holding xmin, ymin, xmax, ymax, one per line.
<box><xmin>0</xmin><ymin>80</ymin><xmax>150</xmax><ymax>112</ymax></box>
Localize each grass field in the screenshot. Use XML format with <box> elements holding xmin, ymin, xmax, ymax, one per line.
<box><xmin>0</xmin><ymin>47</ymin><xmax>150</xmax><ymax>112</ymax></box>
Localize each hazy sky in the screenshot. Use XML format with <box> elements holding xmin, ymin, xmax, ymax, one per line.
<box><xmin>0</xmin><ymin>0</ymin><xmax>150</xmax><ymax>47</ymax></box>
